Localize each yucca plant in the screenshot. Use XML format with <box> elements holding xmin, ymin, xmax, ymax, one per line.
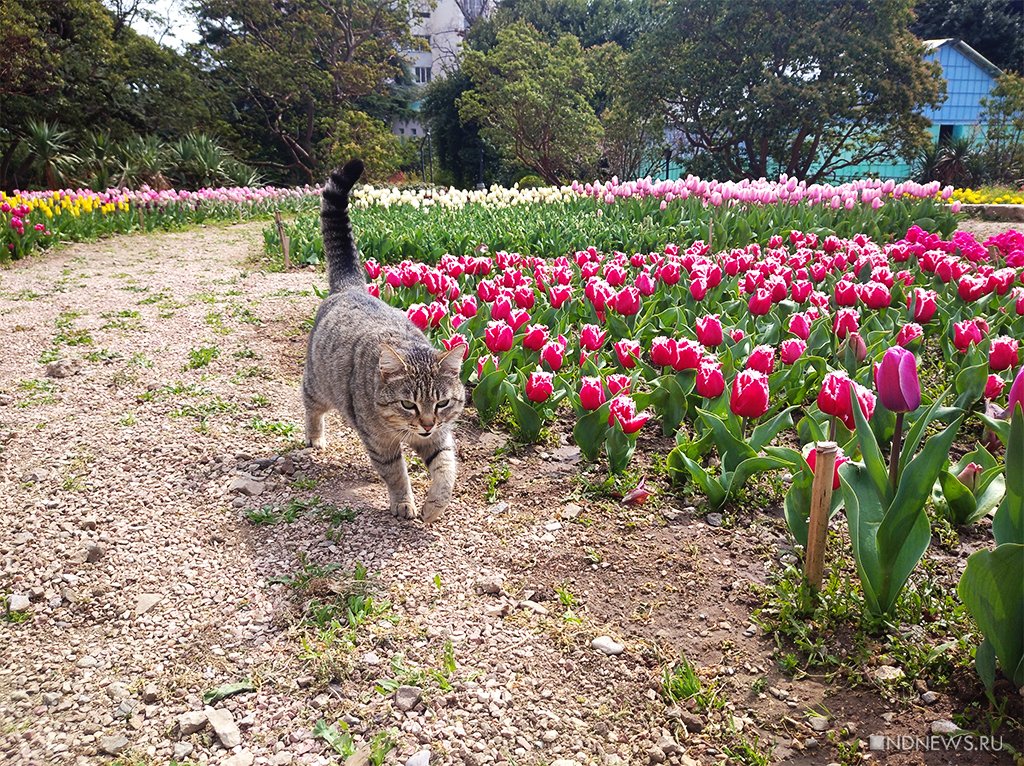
<box><xmin>168</xmin><ymin>133</ymin><xmax>229</xmax><ymax>188</ymax></box>
<box><xmin>116</xmin><ymin>135</ymin><xmax>170</xmax><ymax>189</ymax></box>
<box><xmin>22</xmin><ymin>120</ymin><xmax>80</xmax><ymax>189</ymax></box>
<box><xmin>77</xmin><ymin>130</ymin><xmax>119</xmax><ymax>190</ymax></box>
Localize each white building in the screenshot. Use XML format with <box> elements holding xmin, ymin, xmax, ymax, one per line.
<box><xmin>392</xmin><ymin>0</ymin><xmax>494</xmax><ymax>137</ymax></box>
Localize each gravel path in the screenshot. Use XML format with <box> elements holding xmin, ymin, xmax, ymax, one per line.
<box><xmin>1</xmin><ymin>221</ymin><xmax>1018</xmax><ymax>766</ymax></box>
<box><xmin>0</xmin><ymin>224</ymin><xmax>679</xmax><ymax>766</ymax></box>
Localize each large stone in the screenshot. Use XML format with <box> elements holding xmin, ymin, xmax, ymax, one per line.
<box><xmin>7</xmin><ymin>594</ymin><xmax>31</xmax><ymax>612</ymax></box>
<box><xmin>591</xmin><ymin>636</ymin><xmax>625</xmax><ymax>656</ymax></box>
<box><xmin>177</xmin><ymin>710</ymin><xmax>208</xmax><ymax>736</ymax></box>
<box><xmin>45</xmin><ymin>360</ymin><xmax>81</xmax><ymax>378</ymax></box>
<box><xmin>406</xmin><ymin>750</ymin><xmax>431</xmax><ymax>766</ymax></box>
<box><xmin>394</xmin><ymin>685</ymin><xmax>422</xmax><ymax>712</ymax></box>
<box><xmin>473</xmin><ymin>576</ymin><xmax>504</xmax><ymax>595</ymax></box>
<box><xmin>135</xmin><ymin>593</ymin><xmax>162</xmax><ymax>616</ymax></box>
<box><xmin>99</xmin><ymin>734</ymin><xmax>129</xmax><ymax>755</ymax></box>
<box><xmin>931</xmin><ymin>720</ymin><xmax>960</xmax><ymax>736</ymax></box>
<box><xmin>222</xmin><ymin>751</ymin><xmax>255</xmax><ymax>766</ymax></box>
<box><xmin>228</xmin><ymin>477</ymin><xmax>265</xmax><ymax>496</ymax></box>
<box><xmin>206</xmin><ymin>706</ymin><xmax>242</xmax><ymax>748</ymax></box>
<box><xmin>172</xmin><ymin>742</ymin><xmax>194</xmax><ymax>760</ymax></box>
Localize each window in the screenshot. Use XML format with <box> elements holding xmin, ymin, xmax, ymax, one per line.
<box><xmin>412</xmin><ymin>128</ymin><xmax>418</xmax><ymax>136</ymax></box>
<box><xmin>938</xmin><ymin>124</ymin><xmax>954</xmax><ymax>144</ymax></box>
<box><xmin>414</xmin><ymin>66</ymin><xmax>432</xmax><ymax>84</ymax></box>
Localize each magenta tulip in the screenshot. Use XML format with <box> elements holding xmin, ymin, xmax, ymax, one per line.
<box><xmin>525</xmin><ymin>370</ymin><xmax>554</xmax><ymax>403</ymax></box>
<box><xmin>874</xmin><ymin>347</ymin><xmax>921</xmax><ymax>413</ymax></box>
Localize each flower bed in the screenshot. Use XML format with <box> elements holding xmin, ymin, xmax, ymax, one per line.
<box><xmin>1</xmin><ymin>185</ymin><xmax>318</xmax><ymax>262</ymax></box>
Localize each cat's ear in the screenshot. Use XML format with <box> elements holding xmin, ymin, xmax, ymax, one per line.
<box><xmin>437</xmin><ymin>345</ymin><xmax>464</xmax><ymax>377</ymax></box>
<box><xmin>379</xmin><ymin>344</ymin><xmax>409</xmax><ymax>381</ymax></box>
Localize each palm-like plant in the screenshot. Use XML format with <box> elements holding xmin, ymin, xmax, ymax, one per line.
<box><xmin>22</xmin><ymin>120</ymin><xmax>80</xmax><ymax>189</ymax></box>
<box><xmin>116</xmin><ymin>135</ymin><xmax>169</xmax><ymax>188</ymax></box>
<box><xmin>78</xmin><ymin>131</ymin><xmax>119</xmax><ymax>190</ymax></box>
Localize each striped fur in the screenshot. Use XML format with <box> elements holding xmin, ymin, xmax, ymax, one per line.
<box><xmin>303</xmin><ymin>159</ymin><xmax>465</xmax><ymax>523</ymax></box>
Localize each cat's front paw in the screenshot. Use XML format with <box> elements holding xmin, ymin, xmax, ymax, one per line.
<box><xmin>391</xmin><ymin>499</ymin><xmax>418</xmax><ymax>520</ymax></box>
<box><xmin>421</xmin><ymin>496</ymin><xmax>448</xmax><ymax>525</ymax></box>
<box><xmin>306</xmin><ymin>435</ymin><xmax>327</xmax><ymax>449</ymax></box>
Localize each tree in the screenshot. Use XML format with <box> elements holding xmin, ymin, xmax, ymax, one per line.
<box><xmin>193</xmin><ymin>0</ymin><xmax>415</xmax><ymax>183</ymax></box>
<box><xmin>458</xmin><ymin>22</ymin><xmax>603</xmax><ymax>184</ymax></box>
<box><xmin>422</xmin><ymin>71</ymin><xmax>501</xmax><ymax>187</ymax></box>
<box><xmin>976</xmin><ymin>72</ymin><xmax>1024</xmax><ymax>183</ymax></box>
<box><xmin>632</xmin><ymin>0</ymin><xmax>944</xmax><ymax>182</ymax></box>
<box><xmin>913</xmin><ymin>0</ymin><xmax>1023</xmax><ymax>75</ymax></box>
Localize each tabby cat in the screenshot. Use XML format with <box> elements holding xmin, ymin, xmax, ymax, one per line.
<box><xmin>302</xmin><ymin>159</ymin><xmax>465</xmax><ymax>523</ymax></box>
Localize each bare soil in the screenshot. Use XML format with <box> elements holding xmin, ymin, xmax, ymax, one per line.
<box><xmin>0</xmin><ymin>221</ymin><xmax>1019</xmax><ymax>766</ymax></box>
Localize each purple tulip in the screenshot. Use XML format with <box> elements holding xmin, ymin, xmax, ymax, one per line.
<box><xmin>874</xmin><ymin>346</ymin><xmax>921</xmax><ymax>413</ymax></box>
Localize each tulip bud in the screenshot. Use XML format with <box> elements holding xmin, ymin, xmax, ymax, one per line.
<box><xmin>956</xmin><ymin>462</ymin><xmax>982</xmax><ymax>494</ymax></box>
<box><xmin>696</xmin><ymin>357</ymin><xmax>725</xmax><ymax>398</ymax></box>
<box><xmin>746</xmin><ymin>344</ymin><xmax>776</xmax><ymax>375</ymax></box>
<box><xmin>985</xmin><ymin>374</ymin><xmax>1005</xmax><ymax>400</ymax></box>
<box><xmin>843</xmin><ymin>332</ymin><xmax>868</xmax><ymax>363</ymax></box>
<box><xmin>695</xmin><ymin>314</ymin><xmax>724</xmax><ymax>347</ymax></box>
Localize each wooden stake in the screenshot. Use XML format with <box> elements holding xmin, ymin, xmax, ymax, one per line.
<box><xmin>274</xmin><ymin>211</ymin><xmax>290</xmax><ymax>270</ymax></box>
<box><xmin>805</xmin><ymin>441</ymin><xmax>838</xmax><ymax>591</ymax></box>
<box><xmin>137</xmin><ymin>206</ymin><xmax>145</xmax><ymax>231</ymax></box>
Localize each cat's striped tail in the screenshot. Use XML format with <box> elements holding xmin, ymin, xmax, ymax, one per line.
<box><xmin>321</xmin><ymin>158</ymin><xmax>365</xmax><ymax>293</ymax></box>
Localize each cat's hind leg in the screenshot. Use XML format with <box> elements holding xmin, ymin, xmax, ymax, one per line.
<box><xmin>414</xmin><ymin>431</ymin><xmax>457</xmax><ymax>524</ymax></box>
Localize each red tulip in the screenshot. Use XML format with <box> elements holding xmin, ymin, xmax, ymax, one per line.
<box><xmin>579</xmin><ymin>377</ymin><xmax>606</xmax><ymax>410</ymax></box>
<box><xmin>989</xmin><ymin>336</ymin><xmax>1019</xmax><ymax>372</ymax></box>
<box><xmin>458</xmin><ymin>296</ymin><xmax>478</xmax><ymax>317</ymax></box>
<box><xmin>834</xmin><ymin>280</ymin><xmax>857</xmax><ymax>307</ymax></box>
<box><xmin>859</xmin><ymin>281</ymin><xmax>891</xmax><ymax>310</ymax></box>
<box><xmin>549</xmin><ymin>284</ymin><xmax>572</xmax><ymax>308</ymax></box>
<box><xmin>612</xmin><ymin>286</ymin><xmax>642</xmax><ymax>315</ymax></box>
<box><xmin>729</xmin><ymin>328</ymin><xmax>745</xmax><ymax>343</ymax></box>
<box><xmin>696</xmin><ymin>357</ymin><xmax>725</xmax><ymax>398</ymax></box>
<box><xmin>908</xmin><ymin>288</ymin><xmax>938</xmax><ymax>323</ymax></box>
<box><xmin>614</xmin><ymin>339</ymin><xmax>641</xmax><ymax>369</ymax></box>
<box><xmin>608</xmin><ymin>395</ymin><xmax>650</xmax><ymax>434</ymax></box>
<box><xmin>407</xmin><ymin>303</ymin><xmax>430</xmax><ymax>330</ymax></box>
<box><xmin>746</xmin><ymin>344</ymin><xmax>776</xmax><ymax>374</ymax></box>
<box><xmin>650</xmin><ymin>336</ymin><xmax>677</xmax><ymax>368</ymax></box>
<box><xmin>985</xmin><ymin>374</ymin><xmax>1005</xmax><ymax>400</ymax></box>
<box><xmin>508</xmin><ymin>308</ymin><xmax>530</xmax><ymax>331</ymax></box>
<box><xmin>525</xmin><ymin>370</ymin><xmax>554</xmax><ymax>403</ymax></box>
<box><xmin>540</xmin><ymin>340</ymin><xmax>565</xmax><ymax>371</ymax></box>
<box><xmin>780</xmin><ymin>339</ymin><xmax>807</xmax><ymax>365</ymax></box>
<box><xmin>954</xmin><ymin>320</ymin><xmax>983</xmax><ymax>353</ymax></box>
<box><xmin>806</xmin><ymin>447</ymin><xmax>849</xmax><ymax>491</ymax></box>
<box><xmin>442</xmin><ymin>334</ymin><xmax>469</xmax><ymax>360</ymax></box>
<box><xmin>673</xmin><ymin>339</ymin><xmax>703</xmax><ymax>371</ymax></box>
<box><xmin>522</xmin><ymin>323</ymin><xmax>549</xmax><ymax>351</ymax></box>
<box><xmin>490</xmin><ymin>294</ymin><xmax>513</xmax><ymax>321</ymax></box>
<box><xmin>748</xmin><ymin>287</ymin><xmax>773</xmax><ymax>316</ymax></box>
<box><xmin>695</xmin><ymin>314</ymin><xmax>723</xmax><ymax>347</ymax></box>
<box><xmin>580</xmin><ymin>324</ymin><xmax>607</xmax><ymax>351</ymax></box>
<box><xmin>484</xmin><ymin>320</ymin><xmax>514</xmax><ymax>353</ymax></box>
<box><xmin>896</xmin><ymin>323</ymin><xmax>924</xmax><ymax>347</ymax></box>
<box><xmin>957</xmin><ymin>274</ymin><xmax>989</xmax><ymax>302</ymax></box>
<box><xmin>635</xmin><ymin>272</ymin><xmax>657</xmax><ymax>296</ymax></box>
<box><xmin>729</xmin><ymin>369</ymin><xmax>770</xmax><ymax>419</ymax></box>
<box><xmin>875</xmin><ymin>346</ymin><xmax>921</xmax><ymax>413</ymax></box>
<box><xmin>476</xmin><ymin>354</ymin><xmax>499</xmax><ymax>378</ymax></box>
<box><xmin>833</xmin><ymin>308</ymin><xmax>859</xmax><ymax>339</ymax></box>
<box><xmin>787</xmin><ymin>312</ymin><xmax>812</xmax><ymax>340</ymax></box>
<box><xmin>818</xmin><ymin>371</ymin><xmax>876</xmax><ymax>430</ymax></box>
<box><xmin>606</xmin><ymin>374</ymin><xmax>631</xmax><ymax>396</ymax></box>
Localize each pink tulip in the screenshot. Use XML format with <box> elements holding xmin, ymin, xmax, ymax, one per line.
<box><xmin>579</xmin><ymin>377</ymin><xmax>606</xmax><ymax>410</ymax></box>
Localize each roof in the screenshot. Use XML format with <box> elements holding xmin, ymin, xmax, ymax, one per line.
<box><xmin>924</xmin><ymin>38</ymin><xmax>1002</xmax><ymax>78</ymax></box>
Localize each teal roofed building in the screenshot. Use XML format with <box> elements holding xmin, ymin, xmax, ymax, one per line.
<box><xmin>832</xmin><ymin>38</ymin><xmax>1002</xmax><ymax>181</ymax></box>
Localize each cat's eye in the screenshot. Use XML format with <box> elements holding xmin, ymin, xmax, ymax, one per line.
<box><xmin>436</xmin><ymin>399</ymin><xmax>451</xmax><ymax>410</ymax></box>
<box><xmin>400</xmin><ymin>400</ymin><xmax>417</xmax><ymax>411</ymax></box>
